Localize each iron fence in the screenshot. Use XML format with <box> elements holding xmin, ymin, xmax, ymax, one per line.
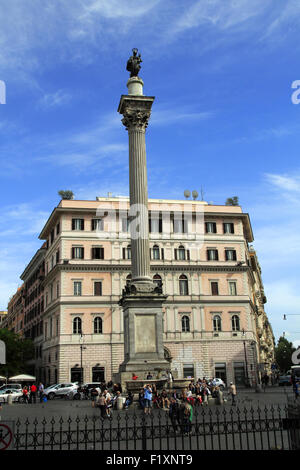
<box><xmin>8</xmin><ymin>403</ymin><xmax>300</xmax><ymax>451</ymax></box>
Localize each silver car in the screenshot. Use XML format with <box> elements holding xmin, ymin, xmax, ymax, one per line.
<box><xmin>44</xmin><ymin>383</ymin><xmax>78</xmax><ymax>400</ymax></box>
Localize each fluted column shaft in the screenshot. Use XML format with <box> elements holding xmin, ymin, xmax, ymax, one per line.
<box><xmin>128</xmin><ymin>127</ymin><xmax>151</xmax><ymax>282</ymax></box>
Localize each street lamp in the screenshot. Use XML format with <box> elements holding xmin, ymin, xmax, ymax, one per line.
<box><xmin>251</xmin><ymin>340</ymin><xmax>262</xmax><ymax>392</ymax></box>
<box><xmin>79</xmin><ymin>334</ymin><xmax>86</xmax><ymax>386</ymax></box>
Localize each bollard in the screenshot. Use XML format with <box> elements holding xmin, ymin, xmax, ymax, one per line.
<box><xmin>7</xmin><ymin>394</ymin><xmax>13</xmax><ymax>405</ymax></box>
<box><xmin>117</xmin><ymin>396</ymin><xmax>124</xmax><ymax>410</ymax></box>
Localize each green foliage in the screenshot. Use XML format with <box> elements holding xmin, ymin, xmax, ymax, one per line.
<box><xmin>58</xmin><ymin>190</ymin><xmax>74</xmax><ymax>200</ymax></box>
<box><xmin>0</xmin><ymin>329</ymin><xmax>34</xmax><ymax>378</ymax></box>
<box><xmin>225</xmin><ymin>196</ymin><xmax>239</xmax><ymax>206</ymax></box>
<box><xmin>275</xmin><ymin>336</ymin><xmax>296</xmax><ymax>373</ymax></box>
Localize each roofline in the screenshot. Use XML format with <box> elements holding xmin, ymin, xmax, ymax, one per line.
<box><xmin>20</xmin><ymin>246</ymin><xmax>47</xmax><ymax>281</ymax></box>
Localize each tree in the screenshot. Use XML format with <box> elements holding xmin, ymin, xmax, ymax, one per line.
<box><xmin>225</xmin><ymin>196</ymin><xmax>239</xmax><ymax>206</ymax></box>
<box><xmin>58</xmin><ymin>190</ymin><xmax>74</xmax><ymax>200</ymax></box>
<box><xmin>275</xmin><ymin>336</ymin><xmax>296</xmax><ymax>372</ymax></box>
<box><xmin>0</xmin><ymin>329</ymin><xmax>34</xmax><ymax>378</ymax></box>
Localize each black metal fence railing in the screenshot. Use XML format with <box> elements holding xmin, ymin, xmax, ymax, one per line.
<box><xmin>11</xmin><ymin>404</ymin><xmax>300</xmax><ymax>451</ymax></box>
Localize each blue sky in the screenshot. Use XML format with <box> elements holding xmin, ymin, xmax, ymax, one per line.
<box><xmin>1</xmin><ymin>0</ymin><xmax>300</xmax><ymax>348</ymax></box>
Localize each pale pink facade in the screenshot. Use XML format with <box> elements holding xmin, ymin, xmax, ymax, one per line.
<box><xmin>34</xmin><ymin>196</ymin><xmax>274</xmax><ymax>386</ymax></box>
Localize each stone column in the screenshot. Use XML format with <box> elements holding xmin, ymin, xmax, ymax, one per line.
<box><xmin>118</xmin><ymin>78</ymin><xmax>154</xmax><ymax>287</ymax></box>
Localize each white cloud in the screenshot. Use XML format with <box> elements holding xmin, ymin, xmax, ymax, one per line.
<box><xmin>39</xmin><ymin>90</ymin><xmax>71</xmax><ymax>108</ymax></box>
<box><xmin>265</xmin><ymin>173</ymin><xmax>300</xmax><ymax>193</ymax></box>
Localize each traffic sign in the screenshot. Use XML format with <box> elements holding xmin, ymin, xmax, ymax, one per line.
<box><xmin>0</xmin><ymin>421</ymin><xmax>14</xmax><ymax>450</ymax></box>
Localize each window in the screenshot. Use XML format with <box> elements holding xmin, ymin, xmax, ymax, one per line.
<box><xmin>153</xmin><ymin>274</ymin><xmax>162</xmax><ymax>288</ymax></box>
<box><xmin>92</xmin><ymin>247</ymin><xmax>104</xmax><ymax>260</ymax></box>
<box><xmin>73</xmin><ymin>317</ymin><xmax>82</xmax><ymax>334</ymax></box>
<box><xmin>223</xmin><ymin>222</ymin><xmax>234</xmax><ymax>234</ymax></box>
<box><xmin>231</xmin><ymin>315</ymin><xmax>240</xmax><ymax>331</ymax></box>
<box><xmin>56</xmin><ymin>223</ymin><xmax>60</xmax><ymax>235</ymax></box>
<box><xmin>92</xmin><ymin>219</ymin><xmax>104</xmax><ymax>231</ymax></box>
<box><xmin>207</xmin><ymin>249</ymin><xmax>219</xmax><ymax>261</ymax></box>
<box><xmin>72</xmin><ymin>247</ymin><xmax>84</xmax><ymax>259</ymax></box>
<box><xmin>50</xmin><ymin>284</ymin><xmax>53</xmax><ymax>301</ymax></box>
<box><xmin>225</xmin><ymin>249</ymin><xmax>237</xmax><ymax>261</ymax></box>
<box><xmin>205</xmin><ymin>222</ymin><xmax>217</xmax><ymax>233</ymax></box>
<box><xmin>122</xmin><ymin>217</ymin><xmax>130</xmax><ymax>232</ymax></box>
<box><xmin>50</xmin><ymin>229</ymin><xmax>54</xmax><ymax>244</ymax></box>
<box><xmin>72</xmin><ymin>219</ymin><xmax>84</xmax><ymax>231</ymax></box>
<box><xmin>175</xmin><ymin>245</ymin><xmax>190</xmax><ymax>261</ymax></box>
<box><xmin>74</xmin><ymin>281</ymin><xmax>82</xmax><ymax>296</ymax></box>
<box><xmin>181</xmin><ymin>315</ymin><xmax>190</xmax><ymax>332</ymax></box>
<box><xmin>179</xmin><ymin>275</ymin><xmax>189</xmax><ymax>295</ymax></box>
<box><xmin>126</xmin><ymin>274</ymin><xmax>132</xmax><ymax>286</ymax></box>
<box><xmin>213</xmin><ymin>315</ymin><xmax>222</xmax><ymax>331</ymax></box>
<box><xmin>92</xmin><ymin>367</ymin><xmax>105</xmax><ymax>382</ymax></box>
<box><xmin>94</xmin><ymin>282</ymin><xmax>102</xmax><ymax>296</ymax></box>
<box><xmin>149</xmin><ymin>216</ymin><xmax>162</xmax><ymax>233</ymax></box>
<box><xmin>56</xmin><ymin>317</ymin><xmax>59</xmax><ymax>336</ymax></box>
<box><xmin>173</xmin><ymin>214</ymin><xmax>188</xmax><ymax>233</ymax></box>
<box><xmin>123</xmin><ymin>245</ymin><xmax>131</xmax><ymax>260</ymax></box>
<box><xmin>183</xmin><ymin>364</ymin><xmax>194</xmax><ymax>378</ymax></box>
<box><xmin>94</xmin><ymin>317</ymin><xmax>103</xmax><ymax>334</ymax></box>
<box><xmin>56</xmin><ymin>250</ymin><xmax>60</xmax><ymax>264</ymax></box>
<box><xmin>152</xmin><ymin>245</ymin><xmax>160</xmax><ymax>260</ymax></box>
<box><xmin>211</xmin><ymin>282</ymin><xmax>219</xmax><ymax>295</ymax></box>
<box><xmin>215</xmin><ymin>363</ymin><xmax>227</xmax><ymax>383</ymax></box>
<box><xmin>229</xmin><ymin>281</ymin><xmax>237</xmax><ymax>296</ymax></box>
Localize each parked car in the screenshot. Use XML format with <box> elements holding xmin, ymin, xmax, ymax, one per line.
<box><xmin>278</xmin><ymin>373</ymin><xmax>292</xmax><ymax>386</ymax></box>
<box><xmin>209</xmin><ymin>378</ymin><xmax>226</xmax><ymax>390</ymax></box>
<box><xmin>44</xmin><ymin>383</ymin><xmax>78</xmax><ymax>400</ymax></box>
<box><xmin>0</xmin><ymin>388</ymin><xmax>23</xmax><ymax>403</ymax></box>
<box><xmin>68</xmin><ymin>383</ymin><xmax>102</xmax><ymax>400</ymax></box>
<box><xmin>0</xmin><ymin>383</ymin><xmax>22</xmax><ymax>392</ymax></box>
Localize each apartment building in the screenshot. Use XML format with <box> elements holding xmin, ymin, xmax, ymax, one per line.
<box><xmin>32</xmin><ymin>195</ymin><xmax>274</xmax><ymax>386</ymax></box>
<box><xmin>0</xmin><ymin>311</ymin><xmax>7</xmax><ymax>328</ymax></box>
<box><xmin>5</xmin><ymin>287</ymin><xmax>25</xmax><ymax>335</ymax></box>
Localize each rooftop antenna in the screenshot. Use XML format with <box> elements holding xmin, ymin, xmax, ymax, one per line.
<box><xmin>184</xmin><ymin>190</ymin><xmax>191</xmax><ymax>199</ymax></box>
<box><xmin>200</xmin><ymin>186</ymin><xmax>205</xmax><ymax>201</ymax></box>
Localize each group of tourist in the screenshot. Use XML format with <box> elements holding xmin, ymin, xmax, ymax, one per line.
<box><xmin>21</xmin><ymin>383</ymin><xmax>45</xmax><ymax>403</ymax></box>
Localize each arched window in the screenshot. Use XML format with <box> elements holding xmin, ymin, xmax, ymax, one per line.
<box><xmin>152</xmin><ymin>245</ymin><xmax>160</xmax><ymax>260</ymax></box>
<box><xmin>126</xmin><ymin>274</ymin><xmax>132</xmax><ymax>286</ymax></box>
<box><xmin>178</xmin><ymin>245</ymin><xmax>186</xmax><ymax>260</ymax></box>
<box><xmin>182</xmin><ymin>315</ymin><xmax>190</xmax><ymax>332</ymax></box>
<box><xmin>153</xmin><ymin>274</ymin><xmax>162</xmax><ymax>288</ymax></box>
<box><xmin>231</xmin><ymin>315</ymin><xmax>240</xmax><ymax>332</ymax></box>
<box><xmin>213</xmin><ymin>315</ymin><xmax>222</xmax><ymax>332</ymax></box>
<box><xmin>73</xmin><ymin>317</ymin><xmax>82</xmax><ymax>335</ymax></box>
<box><xmin>179</xmin><ymin>274</ymin><xmax>189</xmax><ymax>295</ymax></box>
<box><xmin>94</xmin><ymin>317</ymin><xmax>103</xmax><ymax>334</ymax></box>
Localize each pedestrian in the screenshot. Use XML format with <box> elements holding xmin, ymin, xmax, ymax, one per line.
<box><xmin>22</xmin><ymin>386</ymin><xmax>29</xmax><ymax>404</ymax></box>
<box><xmin>182</xmin><ymin>401</ymin><xmax>193</xmax><ymax>435</ymax></box>
<box><xmin>38</xmin><ymin>382</ymin><xmax>44</xmax><ymax>403</ymax></box>
<box><xmin>146</xmin><ymin>372</ymin><xmax>153</xmax><ymax>380</ymax></box>
<box><xmin>138</xmin><ymin>388</ymin><xmax>145</xmax><ymax>409</ymax></box>
<box><xmin>161</xmin><ymin>389</ymin><xmax>170</xmax><ymax>409</ymax></box>
<box><xmin>132</xmin><ymin>373</ymin><xmax>138</xmax><ymax>380</ymax></box>
<box><xmin>98</xmin><ymin>393</ymin><xmax>107</xmax><ymax>418</ymax></box>
<box><xmin>30</xmin><ymin>384</ymin><xmax>37</xmax><ymax>404</ymax></box>
<box><xmin>229</xmin><ymin>382</ymin><xmax>237</xmax><ymax>405</ymax></box>
<box><xmin>169</xmin><ymin>397</ymin><xmax>179</xmax><ymax>434</ymax></box>
<box><xmin>143</xmin><ymin>384</ymin><xmax>152</xmax><ymax>415</ymax></box>
<box><xmin>90</xmin><ymin>386</ymin><xmax>99</xmax><ymax>408</ymax></box>
<box><xmin>124</xmin><ymin>391</ymin><xmax>133</xmax><ymax>409</ymax></box>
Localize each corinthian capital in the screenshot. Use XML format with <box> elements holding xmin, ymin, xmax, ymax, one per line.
<box><xmin>121</xmin><ymin>108</ymin><xmax>151</xmax><ymax>131</ymax></box>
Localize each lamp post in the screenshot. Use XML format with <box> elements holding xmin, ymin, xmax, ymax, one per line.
<box><xmin>79</xmin><ymin>334</ymin><xmax>86</xmax><ymax>386</ymax></box>
<box><xmin>251</xmin><ymin>340</ymin><xmax>262</xmax><ymax>392</ymax></box>
<box><xmin>242</xmin><ymin>329</ymin><xmax>250</xmax><ymax>387</ymax></box>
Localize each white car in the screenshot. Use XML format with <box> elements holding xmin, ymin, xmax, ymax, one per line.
<box><xmin>44</xmin><ymin>383</ymin><xmax>78</xmax><ymax>400</ymax></box>
<box><xmin>0</xmin><ymin>388</ymin><xmax>23</xmax><ymax>403</ymax></box>
<box><xmin>209</xmin><ymin>378</ymin><xmax>226</xmax><ymax>390</ymax></box>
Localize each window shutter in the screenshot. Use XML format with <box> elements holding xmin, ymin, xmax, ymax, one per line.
<box><xmin>215</xmin><ymin>250</ymin><xmax>219</xmax><ymax>261</ymax></box>
<box><xmin>72</xmin><ymin>219</ymin><xmax>75</xmax><ymax>230</ymax></box>
<box><xmin>122</xmin><ymin>248</ymin><xmax>126</xmax><ymax>259</ymax></box>
<box><xmin>81</xmin><ymin>248</ymin><xmax>84</xmax><ymax>259</ymax></box>
<box><xmin>205</xmin><ymin>222</ymin><xmax>208</xmax><ymax>233</ymax></box>
<box><xmin>159</xmin><ymin>218</ymin><xmax>163</xmax><ymax>233</ymax></box>
<box><xmin>231</xmin><ymin>223</ymin><xmax>235</xmax><ymax>234</ymax></box>
<box><xmin>174</xmin><ymin>249</ymin><xmax>177</xmax><ymax>260</ymax></box>
<box><xmin>213</xmin><ymin>222</ymin><xmax>217</xmax><ymax>233</ymax></box>
<box><xmin>207</xmin><ymin>250</ymin><xmax>210</xmax><ymax>261</ymax></box>
<box><xmin>71</xmin><ymin>247</ymin><xmax>75</xmax><ymax>259</ymax></box>
<box><xmin>233</xmin><ymin>250</ymin><xmax>237</xmax><ymax>261</ymax></box>
<box><xmin>81</xmin><ymin>219</ymin><xmax>84</xmax><ymax>230</ymax></box>
<box><xmin>149</xmin><ymin>248</ymin><xmax>152</xmax><ymax>259</ymax></box>
<box><xmin>223</xmin><ymin>223</ymin><xmax>226</xmax><ymax>233</ymax></box>
<box><xmin>161</xmin><ymin>248</ymin><xmax>164</xmax><ymax>260</ymax></box>
<box><xmin>225</xmin><ymin>250</ymin><xmax>228</xmax><ymax>261</ymax></box>
<box><xmin>187</xmin><ymin>250</ymin><xmax>190</xmax><ymax>261</ymax></box>
<box><xmin>100</xmin><ymin>247</ymin><xmax>104</xmax><ymax>259</ymax></box>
